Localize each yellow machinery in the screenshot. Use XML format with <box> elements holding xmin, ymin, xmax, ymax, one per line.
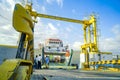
<box><xmin>0</xmin><ymin>2</ymin><xmax>99</xmax><ymax>79</ymax></box>
<box><xmin>25</xmin><ymin>3</ymin><xmax>98</xmax><ymax>69</ymax></box>
<box><xmin>89</xmin><ymin>60</ymin><xmax>120</xmax><ymax>71</ymax></box>
<box><xmin>0</xmin><ymin>4</ymin><xmax>33</xmax><ymax>80</ymax></box>
<box><xmin>1</xmin><ymin>1</ymin><xmax>119</xmax><ymax>79</ymax></box>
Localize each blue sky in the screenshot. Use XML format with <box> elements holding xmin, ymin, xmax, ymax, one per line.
<box><xmin>0</xmin><ymin>0</ymin><xmax>120</xmax><ymax>54</ymax></box>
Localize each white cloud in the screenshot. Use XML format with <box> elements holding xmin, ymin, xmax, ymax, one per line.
<box><xmin>6</xmin><ymin>0</ymin><xmax>15</xmax><ymax>9</ymax></box>
<box><xmin>46</xmin><ymin>23</ymin><xmax>59</xmax><ymax>38</ymax></box>
<box><xmin>41</xmin><ymin>6</ymin><xmax>46</xmax><ymax>13</ymax></box>
<box><xmin>100</xmin><ymin>38</ymin><xmax>114</xmax><ymax>51</ymax></box>
<box><xmin>48</xmin><ymin>23</ymin><xmax>57</xmax><ymax>31</ymax></box>
<box><xmin>72</xmin><ymin>41</ymin><xmax>83</xmax><ymax>50</ymax></box>
<box><xmin>32</xmin><ymin>0</ymin><xmax>47</xmax><ymax>13</ymax></box>
<box><xmin>111</xmin><ymin>24</ymin><xmax>120</xmax><ymax>35</ymax></box>
<box><xmin>46</xmin><ymin>0</ymin><xmax>53</xmax><ymax>4</ymax></box>
<box><xmin>56</xmin><ymin>0</ymin><xmax>63</xmax><ymax>8</ymax></box>
<box><xmin>0</xmin><ymin>0</ymin><xmax>62</xmax><ymax>48</ymax></box>
<box><xmin>46</xmin><ymin>0</ymin><xmax>63</xmax><ymax>8</ymax></box>
<box><xmin>66</xmin><ymin>27</ymin><xmax>72</xmax><ymax>32</ymax></box>
<box><xmin>99</xmin><ymin>24</ymin><xmax>120</xmax><ymax>54</ymax></box>
<box><xmin>34</xmin><ymin>19</ymin><xmax>59</xmax><ymax>48</ymax></box>
<box><xmin>57</xmin><ymin>23</ymin><xmax>61</xmax><ymax>26</ymax></box>
<box><xmin>0</xmin><ymin>0</ymin><xmax>20</xmax><ymax>45</ymax></box>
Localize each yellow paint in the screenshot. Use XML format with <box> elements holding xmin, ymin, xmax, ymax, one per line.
<box><xmin>112</xmin><ymin>60</ymin><xmax>117</xmax><ymax>64</ymax></box>
<box><xmin>0</xmin><ymin>59</ymin><xmax>32</xmax><ymax>80</ymax></box>
<box><xmin>1</xmin><ymin>2</ymin><xmax>119</xmax><ymax>80</ymax></box>
<box><xmin>99</xmin><ymin>52</ymin><xmax>112</xmax><ymax>54</ymax></box>
<box><xmin>108</xmin><ymin>68</ymin><xmax>119</xmax><ymax>72</ymax></box>
<box><xmin>25</xmin><ymin>3</ymin><xmax>98</xmax><ymax>68</ymax></box>
<box><xmin>0</xmin><ymin>59</ymin><xmax>19</xmax><ymax>80</ymax></box>
<box><xmin>106</xmin><ymin>60</ymin><xmax>110</xmax><ymax>64</ymax></box>
<box><xmin>13</xmin><ymin>4</ymin><xmax>33</xmax><ymax>40</ymax></box>
<box><xmin>23</xmin><ymin>2</ymin><xmax>100</xmax><ymax>69</ymax></box>
<box><xmin>98</xmin><ymin>61</ymin><xmax>101</xmax><ymax>64</ymax></box>
<box><xmin>118</xmin><ymin>60</ymin><xmax>120</xmax><ymax>64</ymax></box>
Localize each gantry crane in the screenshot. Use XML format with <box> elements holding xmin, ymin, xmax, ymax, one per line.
<box><xmin>25</xmin><ymin>4</ymin><xmax>98</xmax><ymax>68</ymax></box>
<box><xmin>0</xmin><ymin>2</ymin><xmax>98</xmax><ymax>79</ymax></box>
<box><xmin>26</xmin><ymin>2</ymin><xmax>99</xmax><ymax>69</ymax></box>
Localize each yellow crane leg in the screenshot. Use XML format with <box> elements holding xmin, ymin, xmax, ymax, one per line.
<box><xmin>0</xmin><ymin>59</ymin><xmax>32</xmax><ymax>80</ymax></box>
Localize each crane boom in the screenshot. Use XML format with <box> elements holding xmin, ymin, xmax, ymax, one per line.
<box><xmin>37</xmin><ymin>13</ymin><xmax>85</xmax><ymax>24</ymax></box>
<box><xmin>31</xmin><ymin>12</ymin><xmax>86</xmax><ymax>24</ymax></box>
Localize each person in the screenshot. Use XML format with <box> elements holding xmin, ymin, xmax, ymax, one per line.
<box><xmin>34</xmin><ymin>55</ymin><xmax>38</xmax><ymax>69</ymax></box>
<box><xmin>37</xmin><ymin>54</ymin><xmax>42</xmax><ymax>69</ymax></box>
<box><xmin>45</xmin><ymin>56</ymin><xmax>49</xmax><ymax>69</ymax></box>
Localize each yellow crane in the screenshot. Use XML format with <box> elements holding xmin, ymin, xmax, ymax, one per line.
<box><xmin>26</xmin><ymin>4</ymin><xmax>98</xmax><ymax>68</ymax></box>
<box><xmin>0</xmin><ymin>3</ymin><xmax>98</xmax><ymax>79</ymax></box>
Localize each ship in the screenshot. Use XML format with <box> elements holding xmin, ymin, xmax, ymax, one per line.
<box><xmin>43</xmin><ymin>38</ymin><xmax>70</xmax><ymax>63</ymax></box>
